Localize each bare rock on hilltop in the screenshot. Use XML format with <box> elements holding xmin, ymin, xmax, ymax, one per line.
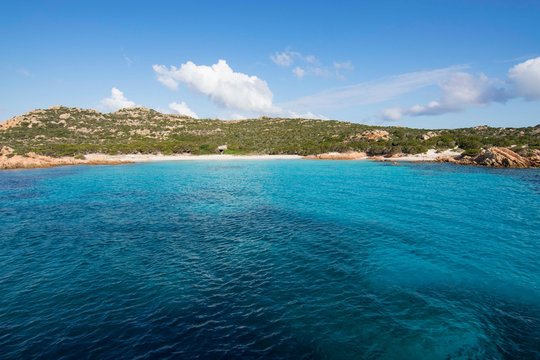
<box><xmin>421</xmin><ymin>131</ymin><xmax>439</xmax><ymax>140</ymax></box>
<box><xmin>349</xmin><ymin>130</ymin><xmax>390</xmax><ymax>142</ymax></box>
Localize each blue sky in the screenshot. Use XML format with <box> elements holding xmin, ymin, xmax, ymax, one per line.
<box><xmin>1</xmin><ymin>0</ymin><xmax>539</xmax><ymax>128</ymax></box>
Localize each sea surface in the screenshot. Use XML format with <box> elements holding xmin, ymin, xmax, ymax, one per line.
<box><xmin>0</xmin><ymin>160</ymin><xmax>539</xmax><ymax>359</ymax></box>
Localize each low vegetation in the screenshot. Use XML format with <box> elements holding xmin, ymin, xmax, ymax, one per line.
<box><xmin>1</xmin><ymin>106</ymin><xmax>539</xmax><ymax>157</ymax></box>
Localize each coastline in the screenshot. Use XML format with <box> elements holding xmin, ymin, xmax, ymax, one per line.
<box><xmin>1</xmin><ymin>148</ymin><xmax>538</xmax><ymax>170</ymax></box>
<box><xmin>0</xmin><ymin>151</ymin><xmax>455</xmax><ymax>171</ymax></box>
<box><xmin>303</xmin><ymin>149</ymin><xmax>463</xmax><ymax>162</ymax></box>
<box><xmin>0</xmin><ymin>153</ymin><xmax>304</xmax><ymax>170</ymax></box>
<box><xmin>84</xmin><ymin>153</ymin><xmax>303</xmax><ymax>162</ymax></box>
<box><xmin>370</xmin><ymin>149</ymin><xmax>462</xmax><ymax>162</ymax></box>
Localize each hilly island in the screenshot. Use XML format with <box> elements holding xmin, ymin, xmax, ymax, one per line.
<box><xmin>1</xmin><ymin>106</ymin><xmax>539</xmax><ymax>169</ymax></box>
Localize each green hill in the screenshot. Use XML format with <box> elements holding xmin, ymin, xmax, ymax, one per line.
<box><xmin>1</xmin><ymin>106</ymin><xmax>539</xmax><ymax>157</ymax></box>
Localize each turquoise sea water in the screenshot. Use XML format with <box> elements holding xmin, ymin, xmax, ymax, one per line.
<box><xmin>0</xmin><ymin>160</ymin><xmax>539</xmax><ymax>359</ymax></box>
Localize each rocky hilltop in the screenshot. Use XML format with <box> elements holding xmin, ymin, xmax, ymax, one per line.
<box><xmin>1</xmin><ymin>106</ymin><xmax>539</xmax><ymax>169</ymax></box>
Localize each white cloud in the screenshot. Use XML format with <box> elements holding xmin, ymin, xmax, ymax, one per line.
<box><xmin>311</xmin><ymin>67</ymin><xmax>330</xmax><ymax>78</ymax></box>
<box><xmin>293</xmin><ymin>67</ymin><xmax>305</xmax><ymax>78</ymax></box>
<box><xmin>229</xmin><ymin>113</ymin><xmax>249</xmax><ymax>120</ymax></box>
<box><xmin>381</xmin><ymin>107</ymin><xmax>404</xmax><ymax>121</ymax></box>
<box><xmin>270</xmin><ymin>50</ymin><xmax>313</xmax><ymax>68</ymax></box>
<box><xmin>154</xmin><ymin>59</ymin><xmax>329</xmax><ymax>119</ymax></box>
<box><xmin>169</xmin><ymin>101</ymin><xmax>198</xmax><ymax>118</ymax></box>
<box><xmin>153</xmin><ymin>65</ymin><xmax>181</xmax><ymax>90</ymax></box>
<box><xmin>123</xmin><ymin>53</ymin><xmax>133</xmax><ymax>67</ymax></box>
<box><xmin>305</xmin><ymin>55</ymin><xmax>318</xmax><ymax>64</ymax></box>
<box><xmin>379</xmin><ymin>57</ymin><xmax>540</xmax><ymax>121</ymax></box>
<box><xmin>508</xmin><ymin>56</ymin><xmax>540</xmax><ymax>100</ymax></box>
<box><xmin>100</xmin><ymin>87</ymin><xmax>137</xmax><ymax>111</ymax></box>
<box><xmin>271</xmin><ymin>51</ymin><xmax>294</xmax><ymax>67</ymax></box>
<box><xmin>380</xmin><ymin>61</ymin><xmax>539</xmax><ymax>121</ymax></box>
<box><xmin>271</xmin><ymin>49</ymin><xmax>353</xmax><ymax>79</ymax></box>
<box><xmin>439</xmin><ymin>72</ymin><xmax>508</xmax><ymax>105</ymax></box>
<box><xmin>333</xmin><ymin>61</ymin><xmax>354</xmax><ymax>71</ymax></box>
<box><xmin>284</xmin><ymin>110</ymin><xmax>328</xmax><ymax>120</ymax></box>
<box><xmin>153</xmin><ymin>60</ymin><xmax>276</xmax><ymax>114</ymax></box>
<box><xmin>285</xmin><ymin>66</ymin><xmax>466</xmax><ymax>111</ymax></box>
<box><xmin>226</xmin><ymin>110</ymin><xmax>328</xmax><ymax>120</ymax></box>
<box><xmin>382</xmin><ymin>72</ymin><xmax>509</xmax><ymax>120</ymax></box>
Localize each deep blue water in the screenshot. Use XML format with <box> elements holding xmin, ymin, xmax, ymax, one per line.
<box><xmin>0</xmin><ymin>160</ymin><xmax>539</xmax><ymax>359</ymax></box>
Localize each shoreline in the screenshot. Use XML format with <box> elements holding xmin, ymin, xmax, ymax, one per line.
<box><xmin>370</xmin><ymin>149</ymin><xmax>462</xmax><ymax>162</ymax></box>
<box><xmin>1</xmin><ymin>148</ymin><xmax>538</xmax><ymax>170</ymax></box>
<box><xmin>0</xmin><ymin>152</ymin><xmax>447</xmax><ymax>171</ymax></box>
<box><xmin>84</xmin><ymin>153</ymin><xmax>304</xmax><ymax>162</ymax></box>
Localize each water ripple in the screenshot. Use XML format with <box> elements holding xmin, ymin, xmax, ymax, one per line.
<box><xmin>0</xmin><ymin>161</ymin><xmax>539</xmax><ymax>359</ymax></box>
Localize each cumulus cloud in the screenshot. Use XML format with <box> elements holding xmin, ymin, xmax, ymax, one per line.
<box><xmin>169</xmin><ymin>101</ymin><xmax>198</xmax><ymax>118</ymax></box>
<box><xmin>100</xmin><ymin>87</ymin><xmax>137</xmax><ymax>111</ymax></box>
<box><xmin>153</xmin><ymin>60</ymin><xmax>276</xmax><ymax>114</ymax></box>
<box><xmin>154</xmin><ymin>58</ymin><xmax>337</xmax><ymax>120</ymax></box>
<box><xmin>508</xmin><ymin>56</ymin><xmax>540</xmax><ymax>100</ymax></box>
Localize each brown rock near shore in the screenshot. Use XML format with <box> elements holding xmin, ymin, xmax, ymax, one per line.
<box><xmin>471</xmin><ymin>147</ymin><xmax>530</xmax><ymax>168</ymax></box>
<box><xmin>0</xmin><ymin>150</ymin><xmax>126</xmax><ymax>170</ymax></box>
<box><xmin>438</xmin><ymin>147</ymin><xmax>539</xmax><ymax>168</ymax></box>
<box><xmin>528</xmin><ymin>149</ymin><xmax>540</xmax><ymax>167</ymax></box>
<box><xmin>305</xmin><ymin>151</ymin><xmax>368</xmax><ymax>160</ymax></box>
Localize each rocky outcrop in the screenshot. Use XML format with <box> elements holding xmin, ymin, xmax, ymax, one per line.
<box><xmin>474</xmin><ymin>125</ymin><xmax>489</xmax><ymax>131</ymax></box>
<box><xmin>305</xmin><ymin>151</ymin><xmax>367</xmax><ymax>160</ymax></box>
<box><xmin>528</xmin><ymin>149</ymin><xmax>540</xmax><ymax>167</ymax></box>
<box><xmin>349</xmin><ymin>130</ymin><xmax>390</xmax><ymax>142</ymax></box>
<box><xmin>439</xmin><ymin>147</ymin><xmax>539</xmax><ymax>168</ymax></box>
<box><xmin>0</xmin><ymin>115</ymin><xmax>26</xmax><ymax>131</ymax></box>
<box><xmin>0</xmin><ymin>146</ymin><xmax>14</xmax><ymax>156</ymax></box>
<box><xmin>363</xmin><ymin>130</ymin><xmax>390</xmax><ymax>141</ymax></box>
<box><xmin>0</xmin><ymin>151</ymin><xmax>126</xmax><ymax>170</ymax></box>
<box><xmin>114</xmin><ymin>107</ymin><xmax>158</xmax><ymax>117</ymax></box>
<box><xmin>470</xmin><ymin>147</ymin><xmax>530</xmax><ymax>168</ymax></box>
<box><xmin>420</xmin><ymin>131</ymin><xmax>439</xmax><ymax>140</ymax></box>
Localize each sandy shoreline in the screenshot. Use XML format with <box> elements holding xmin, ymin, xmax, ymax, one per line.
<box><xmin>84</xmin><ymin>154</ymin><xmax>303</xmax><ymax>162</ymax></box>
<box><xmin>1</xmin><ymin>150</ymin><xmax>466</xmax><ymax>170</ymax></box>
<box><xmin>4</xmin><ymin>147</ymin><xmax>535</xmax><ymax>170</ymax></box>
<box><xmin>84</xmin><ymin>150</ymin><xmax>461</xmax><ymax>164</ymax></box>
